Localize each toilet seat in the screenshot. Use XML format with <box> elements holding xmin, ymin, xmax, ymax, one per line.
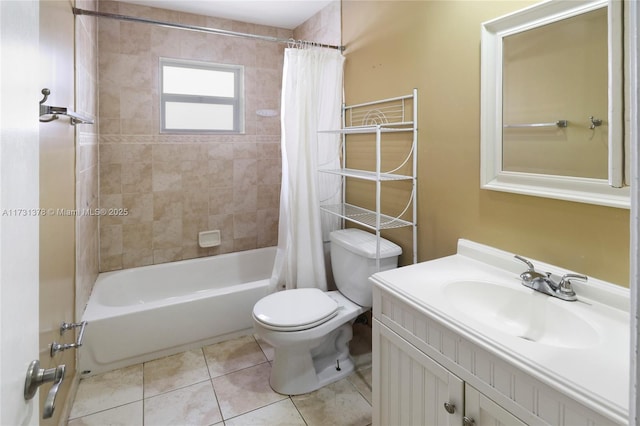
<box><xmin>253</xmin><ymin>288</ymin><xmax>339</xmax><ymax>331</ymax></box>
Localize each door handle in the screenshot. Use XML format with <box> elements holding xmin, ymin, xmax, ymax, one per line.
<box><xmin>24</xmin><ymin>360</ymin><xmax>66</xmax><ymax>419</ymax></box>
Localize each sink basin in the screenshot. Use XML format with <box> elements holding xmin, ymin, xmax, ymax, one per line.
<box><xmin>444</xmin><ymin>280</ymin><xmax>600</xmax><ymax>349</ymax></box>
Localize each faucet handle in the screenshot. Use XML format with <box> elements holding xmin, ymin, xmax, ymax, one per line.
<box><xmin>514</xmin><ymin>255</ymin><xmax>547</xmax><ymax>283</ymax></box>
<box><xmin>514</xmin><ymin>255</ymin><xmax>535</xmax><ymax>271</ymax></box>
<box><xmin>558</xmin><ymin>273</ymin><xmax>587</xmax><ymax>296</ymax></box>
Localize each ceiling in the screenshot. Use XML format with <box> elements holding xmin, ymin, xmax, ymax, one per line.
<box><xmin>117</xmin><ymin>0</ymin><xmax>334</xmax><ymax>29</ymax></box>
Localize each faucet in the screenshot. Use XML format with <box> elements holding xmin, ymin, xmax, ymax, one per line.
<box><xmin>514</xmin><ymin>255</ymin><xmax>587</xmax><ymax>301</ymax></box>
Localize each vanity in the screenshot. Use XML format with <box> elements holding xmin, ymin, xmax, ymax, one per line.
<box><xmin>369</xmin><ymin>240</ymin><xmax>629</xmax><ymax>425</ymax></box>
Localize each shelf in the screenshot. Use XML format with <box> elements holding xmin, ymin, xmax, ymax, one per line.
<box><xmin>320</xmin><ymin>203</ymin><xmax>413</xmax><ymax>230</ymax></box>
<box><xmin>318</xmin><ymin>123</ymin><xmax>415</xmax><ymax>135</ymax></box>
<box><xmin>319</xmin><ymin>168</ymin><xmax>413</xmax><ymax>181</ymax></box>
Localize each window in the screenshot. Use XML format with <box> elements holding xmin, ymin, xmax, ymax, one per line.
<box><xmin>160</xmin><ymin>58</ymin><xmax>244</xmax><ymax>133</ymax></box>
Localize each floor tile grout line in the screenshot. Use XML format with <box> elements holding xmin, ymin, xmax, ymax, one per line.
<box><xmin>201</xmin><ymin>348</ymin><xmax>225</xmax><ymax>422</ymax></box>
<box><xmin>70</xmin><ymin>332</ymin><xmax>373</xmax><ymax>425</ymax></box>
<box><xmin>67</xmin><ymin>399</ymin><xmax>143</xmax><ymax>422</ymax></box>
<box><xmin>288</xmin><ymin>396</ymin><xmax>311</xmax><ymax>426</ymax></box>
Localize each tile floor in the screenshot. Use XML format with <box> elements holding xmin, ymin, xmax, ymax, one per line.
<box><xmin>67</xmin><ymin>323</ymin><xmax>373</xmax><ymax>426</ymax></box>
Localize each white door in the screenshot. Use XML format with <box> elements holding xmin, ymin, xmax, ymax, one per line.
<box><xmin>0</xmin><ymin>1</ymin><xmax>41</xmax><ymax>424</ymax></box>
<box><xmin>373</xmin><ymin>320</ymin><xmax>465</xmax><ymax>426</ymax></box>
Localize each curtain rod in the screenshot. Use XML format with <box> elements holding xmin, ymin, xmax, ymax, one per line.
<box><xmin>72</xmin><ymin>8</ymin><xmax>345</xmax><ymax>52</ymax></box>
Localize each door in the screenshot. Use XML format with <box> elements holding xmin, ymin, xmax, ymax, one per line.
<box><xmin>373</xmin><ymin>320</ymin><xmax>464</xmax><ymax>425</ymax></box>
<box><xmin>0</xmin><ymin>1</ymin><xmax>41</xmax><ymax>424</ymax></box>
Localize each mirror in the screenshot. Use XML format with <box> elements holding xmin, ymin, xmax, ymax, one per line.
<box><xmin>480</xmin><ymin>0</ymin><xmax>629</xmax><ymax>208</ymax></box>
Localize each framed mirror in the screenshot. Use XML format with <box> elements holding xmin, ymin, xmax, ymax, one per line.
<box><xmin>480</xmin><ymin>0</ymin><xmax>629</xmax><ymax>208</ymax></box>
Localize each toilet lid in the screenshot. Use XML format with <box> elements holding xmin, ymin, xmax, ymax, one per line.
<box><xmin>253</xmin><ymin>288</ymin><xmax>339</xmax><ymax>331</ymax></box>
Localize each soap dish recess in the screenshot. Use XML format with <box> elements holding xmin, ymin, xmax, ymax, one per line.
<box><xmin>199</xmin><ymin>230</ymin><xmax>221</xmax><ymax>248</ymax></box>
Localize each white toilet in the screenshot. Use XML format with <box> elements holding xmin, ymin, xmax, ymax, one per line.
<box><xmin>252</xmin><ymin>228</ymin><xmax>401</xmax><ymax>395</ymax></box>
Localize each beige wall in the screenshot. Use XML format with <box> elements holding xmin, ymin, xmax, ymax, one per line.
<box><xmin>342</xmin><ymin>0</ymin><xmax>630</xmax><ymax>286</ymax></box>
<box><xmin>39</xmin><ymin>1</ymin><xmax>77</xmax><ymax>423</ymax></box>
<box><xmin>97</xmin><ymin>1</ymin><xmax>288</xmax><ymax>271</ymax></box>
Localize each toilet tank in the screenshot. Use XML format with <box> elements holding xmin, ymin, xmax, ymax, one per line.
<box><xmin>330</xmin><ymin>229</ymin><xmax>402</xmax><ymax>308</ymax></box>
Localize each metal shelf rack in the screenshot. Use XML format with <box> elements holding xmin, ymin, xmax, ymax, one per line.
<box><xmin>318</xmin><ymin>89</ymin><xmax>418</xmax><ymax>268</ymax></box>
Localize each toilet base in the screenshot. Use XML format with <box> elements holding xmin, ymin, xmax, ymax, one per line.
<box><xmin>269</xmin><ymin>322</ymin><xmax>356</xmax><ymax>395</ymax></box>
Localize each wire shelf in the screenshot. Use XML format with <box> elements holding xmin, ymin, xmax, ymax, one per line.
<box><xmin>320</xmin><ymin>203</ymin><xmax>413</xmax><ymax>230</ymax></box>
<box><xmin>319</xmin><ymin>168</ymin><xmax>413</xmax><ymax>181</ymax></box>
<box><xmin>318</xmin><ymin>124</ymin><xmax>414</xmax><ymax>134</ymax></box>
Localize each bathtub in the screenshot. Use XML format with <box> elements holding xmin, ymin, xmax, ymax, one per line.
<box><xmin>78</xmin><ymin>247</ymin><xmax>275</xmax><ymax>376</ymax></box>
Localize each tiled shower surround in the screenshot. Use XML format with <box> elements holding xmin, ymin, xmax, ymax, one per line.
<box><xmin>97</xmin><ymin>1</ymin><xmax>290</xmax><ymax>271</ymax></box>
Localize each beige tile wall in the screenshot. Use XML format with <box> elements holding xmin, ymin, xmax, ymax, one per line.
<box><xmin>293</xmin><ymin>0</ymin><xmax>341</xmax><ymax>46</ymax></box>
<box><xmin>97</xmin><ymin>1</ymin><xmax>288</xmax><ymax>271</ymax></box>
<box><xmin>76</xmin><ymin>0</ymin><xmax>99</xmax><ymax>315</ymax></box>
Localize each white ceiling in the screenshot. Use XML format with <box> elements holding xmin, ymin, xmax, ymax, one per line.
<box><xmin>117</xmin><ymin>0</ymin><xmax>334</xmax><ymax>29</ymax></box>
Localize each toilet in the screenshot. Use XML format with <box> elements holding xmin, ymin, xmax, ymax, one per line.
<box><xmin>252</xmin><ymin>228</ymin><xmax>402</xmax><ymax>395</ymax></box>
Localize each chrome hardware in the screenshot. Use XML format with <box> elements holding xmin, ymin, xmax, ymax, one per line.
<box><xmin>589</xmin><ymin>116</ymin><xmax>603</xmax><ymax>129</ymax></box>
<box><xmin>514</xmin><ymin>255</ymin><xmax>548</xmax><ymax>284</ymax></box>
<box><xmin>514</xmin><ymin>255</ymin><xmax>586</xmax><ymax>301</ymax></box>
<box><xmin>39</xmin><ymin>88</ymin><xmax>94</xmax><ymax>125</ymax></box>
<box><xmin>503</xmin><ymin>119</ymin><xmax>568</xmax><ymax>128</ymax></box>
<box><xmin>443</xmin><ymin>402</ymin><xmax>456</xmax><ymax>414</ymax></box>
<box><xmin>463</xmin><ymin>416</ymin><xmax>476</xmax><ymax>426</ymax></box>
<box><xmin>24</xmin><ymin>360</ymin><xmax>66</xmax><ymax>419</ymax></box>
<box><xmin>51</xmin><ymin>321</ymin><xmax>88</xmax><ymax>356</ymax></box>
<box><xmin>558</xmin><ymin>273</ymin><xmax>588</xmax><ymax>298</ymax></box>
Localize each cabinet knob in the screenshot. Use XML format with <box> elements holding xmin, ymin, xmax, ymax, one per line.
<box><xmin>443</xmin><ymin>402</ymin><xmax>456</xmax><ymax>414</ymax></box>
<box><xmin>463</xmin><ymin>416</ymin><xmax>476</xmax><ymax>426</ymax></box>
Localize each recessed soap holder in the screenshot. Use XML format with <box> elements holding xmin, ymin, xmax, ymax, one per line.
<box><xmin>199</xmin><ymin>230</ymin><xmax>221</xmax><ymax>248</ymax></box>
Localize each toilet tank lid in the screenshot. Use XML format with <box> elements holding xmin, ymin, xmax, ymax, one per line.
<box><xmin>330</xmin><ymin>228</ymin><xmax>402</xmax><ymax>259</ymax></box>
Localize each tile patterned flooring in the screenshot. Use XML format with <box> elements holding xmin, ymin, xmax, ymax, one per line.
<box><xmin>67</xmin><ymin>324</ymin><xmax>373</xmax><ymax>426</ymax></box>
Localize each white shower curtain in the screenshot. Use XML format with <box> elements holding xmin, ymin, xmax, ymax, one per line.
<box><xmin>269</xmin><ymin>47</ymin><xmax>345</xmax><ymax>292</ymax></box>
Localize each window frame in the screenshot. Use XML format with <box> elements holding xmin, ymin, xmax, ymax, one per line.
<box><xmin>159</xmin><ymin>57</ymin><xmax>244</xmax><ymax>134</ymax></box>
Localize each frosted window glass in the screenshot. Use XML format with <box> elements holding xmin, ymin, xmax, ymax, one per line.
<box><xmin>163</xmin><ymin>66</ymin><xmax>235</xmax><ymax>97</ymax></box>
<box><xmin>165</xmin><ymin>102</ymin><xmax>234</xmax><ymax>130</ymax></box>
<box><xmin>160</xmin><ymin>58</ymin><xmax>243</xmax><ymax>133</ymax></box>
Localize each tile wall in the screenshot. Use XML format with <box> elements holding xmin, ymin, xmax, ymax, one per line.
<box><xmin>293</xmin><ymin>0</ymin><xmax>341</xmax><ymax>47</ymax></box>
<box><xmin>97</xmin><ymin>1</ymin><xmax>289</xmax><ymax>271</ymax></box>
<box><xmin>75</xmin><ymin>0</ymin><xmax>100</xmax><ymax>315</ymax></box>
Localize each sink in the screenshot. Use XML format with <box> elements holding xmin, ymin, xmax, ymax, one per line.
<box><xmin>444</xmin><ymin>280</ymin><xmax>600</xmax><ymax>349</ymax></box>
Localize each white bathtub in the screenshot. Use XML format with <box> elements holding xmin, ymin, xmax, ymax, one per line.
<box><xmin>78</xmin><ymin>247</ymin><xmax>275</xmax><ymax>376</ymax></box>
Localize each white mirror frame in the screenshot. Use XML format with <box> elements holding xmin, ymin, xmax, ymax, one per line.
<box><xmin>480</xmin><ymin>0</ymin><xmax>629</xmax><ymax>209</ymax></box>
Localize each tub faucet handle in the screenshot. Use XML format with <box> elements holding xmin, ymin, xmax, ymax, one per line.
<box><xmin>51</xmin><ymin>321</ymin><xmax>88</xmax><ymax>356</ymax></box>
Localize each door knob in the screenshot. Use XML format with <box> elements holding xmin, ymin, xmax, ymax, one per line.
<box><xmin>24</xmin><ymin>360</ymin><xmax>66</xmax><ymax>419</ymax></box>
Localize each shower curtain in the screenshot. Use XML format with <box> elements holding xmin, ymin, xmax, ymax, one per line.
<box><xmin>269</xmin><ymin>47</ymin><xmax>345</xmax><ymax>292</ymax></box>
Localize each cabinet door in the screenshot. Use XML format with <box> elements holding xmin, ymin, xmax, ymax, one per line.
<box><xmin>374</xmin><ymin>320</ymin><xmax>464</xmax><ymax>426</ymax></box>
<box><xmin>464</xmin><ymin>384</ymin><xmax>527</xmax><ymax>426</ymax></box>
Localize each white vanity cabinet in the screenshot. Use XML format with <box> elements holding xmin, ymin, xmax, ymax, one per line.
<box><xmin>375</xmin><ymin>319</ymin><xmax>525</xmax><ymax>426</ymax></box>
<box><xmin>372</xmin><ymin>290</ymin><xmax>618</xmax><ymax>426</ymax></box>
<box><xmin>370</xmin><ymin>240</ymin><xmax>628</xmax><ymax>426</ymax></box>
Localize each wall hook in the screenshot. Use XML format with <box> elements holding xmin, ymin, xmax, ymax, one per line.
<box><xmin>589</xmin><ymin>116</ymin><xmax>603</xmax><ymax>130</ymax></box>
<box><xmin>39</xmin><ymin>88</ymin><xmax>94</xmax><ymax>125</ymax></box>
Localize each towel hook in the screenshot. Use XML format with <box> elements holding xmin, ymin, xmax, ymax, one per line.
<box><xmin>39</xmin><ymin>88</ymin><xmax>59</xmax><ymax>123</ymax></box>
<box><xmin>39</xmin><ymin>88</ymin><xmax>94</xmax><ymax>125</ymax></box>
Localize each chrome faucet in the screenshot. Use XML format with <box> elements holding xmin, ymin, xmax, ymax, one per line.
<box><xmin>514</xmin><ymin>255</ymin><xmax>587</xmax><ymax>302</ymax></box>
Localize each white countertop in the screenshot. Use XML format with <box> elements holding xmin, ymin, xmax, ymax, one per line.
<box><xmin>370</xmin><ymin>239</ymin><xmax>630</xmax><ymax>424</ymax></box>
